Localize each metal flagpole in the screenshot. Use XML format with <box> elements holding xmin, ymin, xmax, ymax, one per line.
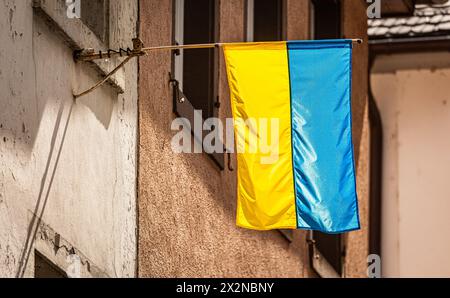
<box><xmin>73</xmin><ymin>38</ymin><xmax>364</xmax><ymax>99</ymax></box>
<box><xmin>74</xmin><ymin>38</ymin><xmax>363</xmax><ymax>62</ymax></box>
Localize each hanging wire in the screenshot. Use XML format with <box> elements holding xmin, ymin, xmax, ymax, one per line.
<box><xmin>73</xmin><ymin>55</ymin><xmax>134</xmax><ymax>99</ymax></box>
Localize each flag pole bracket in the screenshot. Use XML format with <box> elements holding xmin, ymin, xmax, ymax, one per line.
<box><xmin>73</xmin><ymin>38</ymin><xmax>145</xmax><ymax>99</ymax></box>
<box><xmin>73</xmin><ymin>38</ymin><xmax>363</xmax><ymax>99</ymax></box>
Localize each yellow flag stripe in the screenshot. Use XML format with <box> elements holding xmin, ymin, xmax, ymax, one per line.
<box><xmin>223</xmin><ymin>42</ymin><xmax>296</xmax><ymax>230</ymax></box>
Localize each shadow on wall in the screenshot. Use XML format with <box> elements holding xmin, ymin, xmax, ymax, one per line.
<box><xmin>0</xmin><ymin>10</ymin><xmax>117</xmax><ymax>161</ymax></box>
<box><xmin>72</xmin><ymin>57</ymin><xmax>118</xmax><ymax>130</ymax></box>
<box><xmin>0</xmin><ymin>4</ymin><xmax>120</xmax><ymax>276</ymax></box>
<box><xmin>16</xmin><ymin>101</ymin><xmax>74</xmax><ymax>278</ymax></box>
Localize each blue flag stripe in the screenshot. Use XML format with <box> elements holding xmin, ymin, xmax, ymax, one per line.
<box><xmin>287</xmin><ymin>40</ymin><xmax>360</xmax><ymax>233</ymax></box>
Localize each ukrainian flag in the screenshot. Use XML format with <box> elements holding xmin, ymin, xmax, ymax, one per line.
<box><xmin>224</xmin><ymin>40</ymin><xmax>360</xmax><ymax>234</ymax></box>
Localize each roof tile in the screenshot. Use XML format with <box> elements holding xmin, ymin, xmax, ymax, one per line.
<box><xmin>438</xmin><ymin>21</ymin><xmax>450</xmax><ymax>30</ymax></box>
<box><xmin>369</xmin><ymin>0</ymin><xmax>450</xmax><ymax>39</ymax></box>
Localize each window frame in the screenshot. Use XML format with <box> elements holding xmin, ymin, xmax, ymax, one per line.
<box><xmin>311</xmin><ymin>0</ymin><xmax>342</xmax><ymax>40</ymax></box>
<box><xmin>171</xmin><ymin>0</ymin><xmax>224</xmax><ymax>170</ymax></box>
<box><xmin>30</xmin><ymin>214</ymin><xmax>108</xmax><ymax>278</ymax></box>
<box><xmin>246</xmin><ymin>0</ymin><xmax>255</xmax><ymax>42</ymax></box>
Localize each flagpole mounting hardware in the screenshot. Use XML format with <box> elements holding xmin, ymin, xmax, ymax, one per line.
<box><xmin>74</xmin><ymin>38</ymin><xmax>364</xmax><ymax>62</ymax></box>
<box><xmin>73</xmin><ymin>38</ymin><xmax>363</xmax><ymax>99</ymax></box>
<box><xmin>74</xmin><ymin>38</ymin><xmax>146</xmax><ymax>62</ymax></box>
<box><xmin>73</xmin><ymin>38</ymin><xmax>145</xmax><ymax>99</ymax></box>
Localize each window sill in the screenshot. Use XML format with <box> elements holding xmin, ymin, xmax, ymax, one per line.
<box><xmin>32</xmin><ymin>0</ymin><xmax>125</xmax><ymax>94</ymax></box>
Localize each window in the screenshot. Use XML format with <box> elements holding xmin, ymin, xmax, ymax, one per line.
<box><xmin>311</xmin><ymin>0</ymin><xmax>341</xmax><ymax>39</ymax></box>
<box><xmin>80</xmin><ymin>0</ymin><xmax>110</xmax><ymax>44</ymax></box>
<box><xmin>172</xmin><ymin>0</ymin><xmax>223</xmax><ymax>169</ymax></box>
<box><xmin>35</xmin><ymin>251</ymin><xmax>67</xmax><ymax>278</ymax></box>
<box><xmin>309</xmin><ymin>0</ymin><xmax>345</xmax><ymax>278</ymax></box>
<box><xmin>246</xmin><ymin>0</ymin><xmax>286</xmax><ymax>42</ymax></box>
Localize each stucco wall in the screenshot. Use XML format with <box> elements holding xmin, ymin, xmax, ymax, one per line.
<box><xmin>0</xmin><ymin>0</ymin><xmax>137</xmax><ymax>277</ymax></box>
<box><xmin>138</xmin><ymin>0</ymin><xmax>370</xmax><ymax>277</ymax></box>
<box><xmin>372</xmin><ymin>51</ymin><xmax>450</xmax><ymax>277</ymax></box>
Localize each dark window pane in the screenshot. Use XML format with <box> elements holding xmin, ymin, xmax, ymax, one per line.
<box><xmin>254</xmin><ymin>0</ymin><xmax>284</xmax><ymax>41</ymax></box>
<box><xmin>311</xmin><ymin>0</ymin><xmax>343</xmax><ymax>277</ymax></box>
<box><xmin>183</xmin><ymin>0</ymin><xmax>216</xmax><ymax>117</ymax></box>
<box><xmin>313</xmin><ymin>0</ymin><xmax>341</xmax><ymax>39</ymax></box>
<box><xmin>81</xmin><ymin>0</ymin><xmax>109</xmax><ymax>43</ymax></box>
<box><xmin>314</xmin><ymin>232</ymin><xmax>342</xmax><ymax>275</ymax></box>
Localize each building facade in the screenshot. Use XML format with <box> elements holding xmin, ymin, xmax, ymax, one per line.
<box><xmin>0</xmin><ymin>0</ymin><xmax>138</xmax><ymax>277</ymax></box>
<box><xmin>1</xmin><ymin>0</ymin><xmax>373</xmax><ymax>278</ymax></box>
<box><xmin>138</xmin><ymin>0</ymin><xmax>370</xmax><ymax>278</ymax></box>
<box><xmin>369</xmin><ymin>0</ymin><xmax>450</xmax><ymax>277</ymax></box>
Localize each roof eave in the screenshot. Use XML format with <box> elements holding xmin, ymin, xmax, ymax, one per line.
<box><xmin>369</xmin><ymin>34</ymin><xmax>450</xmax><ymax>54</ymax></box>
<box><xmin>376</xmin><ymin>0</ymin><xmax>449</xmax><ymax>17</ymax></box>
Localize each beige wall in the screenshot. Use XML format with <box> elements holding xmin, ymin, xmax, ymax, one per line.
<box><xmin>342</xmin><ymin>0</ymin><xmax>370</xmax><ymax>278</ymax></box>
<box><xmin>372</xmin><ymin>51</ymin><xmax>450</xmax><ymax>277</ymax></box>
<box><xmin>0</xmin><ymin>0</ymin><xmax>138</xmax><ymax>277</ymax></box>
<box><xmin>138</xmin><ymin>0</ymin><xmax>370</xmax><ymax>277</ymax></box>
